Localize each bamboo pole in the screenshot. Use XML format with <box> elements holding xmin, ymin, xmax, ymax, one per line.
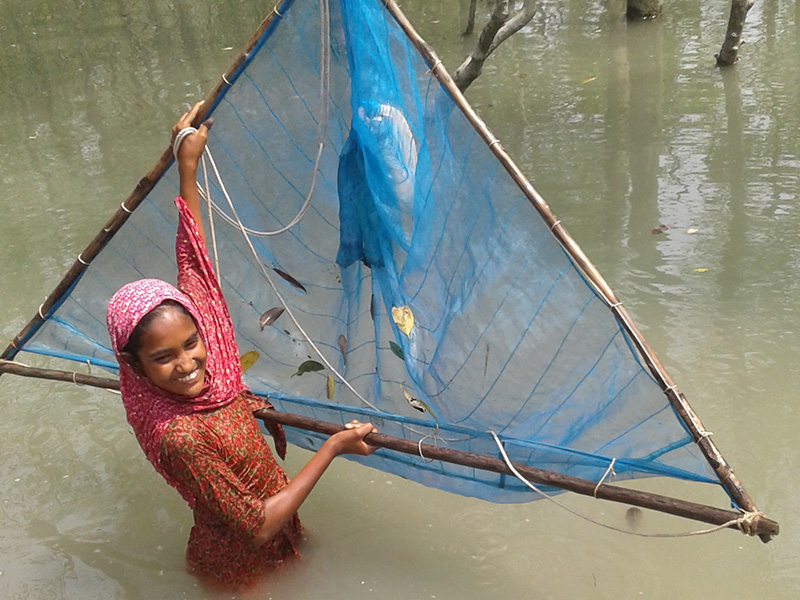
<box><xmin>255</xmin><ymin>409</ymin><xmax>778</xmax><ymax>538</ymax></box>
<box><xmin>379</xmin><ymin>0</ymin><xmax>771</xmax><ymax>541</ymax></box>
<box><xmin>0</xmin><ymin>1</ymin><xmax>291</xmax><ymax>365</ymax></box>
<box><xmin>0</xmin><ymin>360</ymin><xmax>778</xmax><ymax>538</ymax></box>
<box><xmin>0</xmin><ymin>360</ymin><xmax>121</xmax><ymax>390</ymax></box>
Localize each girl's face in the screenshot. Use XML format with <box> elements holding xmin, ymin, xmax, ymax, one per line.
<box><xmin>134</xmin><ymin>308</ymin><xmax>207</xmax><ymax>397</ymax></box>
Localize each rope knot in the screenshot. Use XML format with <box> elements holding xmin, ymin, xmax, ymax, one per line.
<box><xmin>736</xmin><ymin>511</ymin><xmax>765</xmax><ymax>536</ymax></box>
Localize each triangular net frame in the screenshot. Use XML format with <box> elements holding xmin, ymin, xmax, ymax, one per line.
<box><xmin>0</xmin><ymin>0</ymin><xmax>775</xmax><ymax>536</ymax></box>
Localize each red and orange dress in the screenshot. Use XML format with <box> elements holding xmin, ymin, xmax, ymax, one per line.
<box><xmin>107</xmin><ymin>196</ymin><xmax>301</xmax><ymax>587</ymax></box>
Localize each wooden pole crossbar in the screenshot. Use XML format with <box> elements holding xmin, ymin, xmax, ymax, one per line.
<box><xmin>0</xmin><ymin>361</ymin><xmax>778</xmax><ymax>538</ymax></box>
<box><xmin>254</xmin><ymin>409</ymin><xmax>777</xmax><ymax>538</ymax></box>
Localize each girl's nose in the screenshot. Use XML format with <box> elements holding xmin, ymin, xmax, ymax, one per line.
<box><xmin>176</xmin><ymin>352</ymin><xmax>195</xmax><ymax>373</ymax></box>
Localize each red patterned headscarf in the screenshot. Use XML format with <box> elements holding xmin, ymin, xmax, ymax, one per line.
<box><xmin>107</xmin><ymin>197</ymin><xmax>246</xmax><ymax>502</ymax></box>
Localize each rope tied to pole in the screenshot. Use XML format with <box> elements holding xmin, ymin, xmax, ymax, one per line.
<box><xmin>737</xmin><ymin>511</ymin><xmax>765</xmax><ymax>536</ymax></box>
<box><xmin>488</xmin><ymin>430</ymin><xmax>763</xmax><ymax>539</ymax></box>
<box><xmin>593</xmin><ymin>458</ymin><xmax>616</xmax><ymax>498</ymax></box>
<box><xmin>426</xmin><ymin>58</ymin><xmax>443</xmax><ymax>75</ymax></box>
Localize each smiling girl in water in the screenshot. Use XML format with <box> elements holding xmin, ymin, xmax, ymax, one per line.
<box><xmin>106</xmin><ymin>102</ymin><xmax>376</xmax><ymax>588</ymax></box>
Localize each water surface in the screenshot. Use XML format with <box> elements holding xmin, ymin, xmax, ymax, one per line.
<box><xmin>1</xmin><ymin>0</ymin><xmax>798</xmax><ymax>598</ymax></box>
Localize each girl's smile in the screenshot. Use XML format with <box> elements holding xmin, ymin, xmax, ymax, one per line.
<box><xmin>135</xmin><ymin>308</ymin><xmax>207</xmax><ymax>397</ymax></box>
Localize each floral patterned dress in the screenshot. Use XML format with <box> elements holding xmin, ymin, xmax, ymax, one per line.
<box><xmin>160</xmin><ymin>392</ymin><xmax>303</xmax><ymax>587</ymax></box>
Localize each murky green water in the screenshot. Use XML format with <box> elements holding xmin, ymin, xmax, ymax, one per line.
<box><xmin>1</xmin><ymin>0</ymin><xmax>798</xmax><ymax>598</ymax></box>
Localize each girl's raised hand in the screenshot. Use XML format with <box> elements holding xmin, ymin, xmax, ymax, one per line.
<box><xmin>173</xmin><ymin>101</ymin><xmax>213</xmax><ymax>242</ymax></box>
<box><xmin>171</xmin><ymin>101</ymin><xmax>211</xmax><ymax>167</ymax></box>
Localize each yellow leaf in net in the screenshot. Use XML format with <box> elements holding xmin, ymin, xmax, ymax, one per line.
<box><xmin>326</xmin><ymin>375</ymin><xmax>335</xmax><ymax>400</ymax></box>
<box><xmin>695</xmin><ymin>268</ymin><xmax>709</xmax><ymax>273</ymax></box>
<box><xmin>240</xmin><ymin>350</ymin><xmax>260</xmax><ymax>372</ymax></box>
<box><xmin>391</xmin><ymin>305</ymin><xmax>414</xmax><ymax>336</ymax></box>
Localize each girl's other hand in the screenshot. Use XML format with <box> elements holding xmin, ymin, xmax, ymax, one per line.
<box><xmin>330</xmin><ymin>420</ymin><xmax>378</xmax><ymax>456</ymax></box>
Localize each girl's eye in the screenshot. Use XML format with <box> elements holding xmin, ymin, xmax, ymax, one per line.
<box><xmin>185</xmin><ymin>337</ymin><xmax>198</xmax><ymax>350</ymax></box>
<box><xmin>153</xmin><ymin>354</ymin><xmax>172</xmax><ymax>365</ymax></box>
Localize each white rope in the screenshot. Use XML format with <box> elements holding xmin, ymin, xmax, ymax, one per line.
<box><xmin>171</xmin><ymin>1</ymin><xmax>462</xmax><ymax>444</ymax></box>
<box><xmin>488</xmin><ymin>431</ymin><xmax>758</xmax><ymax>538</ymax></box>
<box><xmin>197</xmin><ymin>144</ymin><xmax>321</xmax><ymax>237</ymax></box>
<box><xmin>426</xmin><ymin>58</ymin><xmax>442</xmax><ymax>75</ymax></box>
<box><xmin>0</xmin><ymin>357</ymin><xmax>30</xmax><ymax>368</ymax></box>
<box><xmin>199</xmin><ymin>154</ymin><xmax>221</xmax><ymax>281</ymax></box>
<box><xmin>206</xmin><ymin>144</ymin><xmax>378</xmax><ymax>412</ymax></box>
<box><xmin>736</xmin><ymin>511</ymin><xmax>766</xmax><ymax>536</ymax></box>
<box><xmin>657</xmin><ymin>383</ymin><xmax>714</xmax><ymax>443</ymax></box>
<box><xmin>417</xmin><ymin>433</ymin><xmax>436</xmax><ymax>463</ymax></box>
<box><xmin>593</xmin><ymin>458</ymin><xmax>616</xmax><ymax>498</ymax></box>
<box><xmin>186</xmin><ymin>0</ymin><xmax>329</xmax><ymax>239</ymax></box>
<box><xmin>173</xmin><ymin>127</ymin><xmax>197</xmax><ymax>162</ymax></box>
<box><xmin>174</xmin><ymin>0</ymin><xmax>376</xmax><ymax>414</ymax></box>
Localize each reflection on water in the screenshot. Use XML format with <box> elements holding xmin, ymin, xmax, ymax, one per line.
<box><xmin>1</xmin><ymin>0</ymin><xmax>799</xmax><ymax>598</ymax></box>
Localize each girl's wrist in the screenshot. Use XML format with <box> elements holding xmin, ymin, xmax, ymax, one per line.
<box><xmin>320</xmin><ymin>436</ymin><xmax>343</xmax><ymax>458</ymax></box>
<box><xmin>178</xmin><ymin>159</ymin><xmax>199</xmax><ymax>173</ymax></box>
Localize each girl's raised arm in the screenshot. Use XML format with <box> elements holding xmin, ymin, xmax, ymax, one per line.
<box><xmin>171</xmin><ymin>101</ymin><xmax>211</xmax><ymax>245</ymax></box>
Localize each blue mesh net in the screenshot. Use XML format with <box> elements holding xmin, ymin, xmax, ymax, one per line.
<box><xmin>17</xmin><ymin>0</ymin><xmax>719</xmax><ymax>501</ymax></box>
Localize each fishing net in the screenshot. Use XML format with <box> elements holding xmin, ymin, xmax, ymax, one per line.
<box><xmin>14</xmin><ymin>0</ymin><xmax>720</xmax><ymax>501</ymax></box>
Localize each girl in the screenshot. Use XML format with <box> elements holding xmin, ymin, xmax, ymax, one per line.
<box><xmin>106</xmin><ymin>102</ymin><xmax>376</xmax><ymax>588</ymax></box>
